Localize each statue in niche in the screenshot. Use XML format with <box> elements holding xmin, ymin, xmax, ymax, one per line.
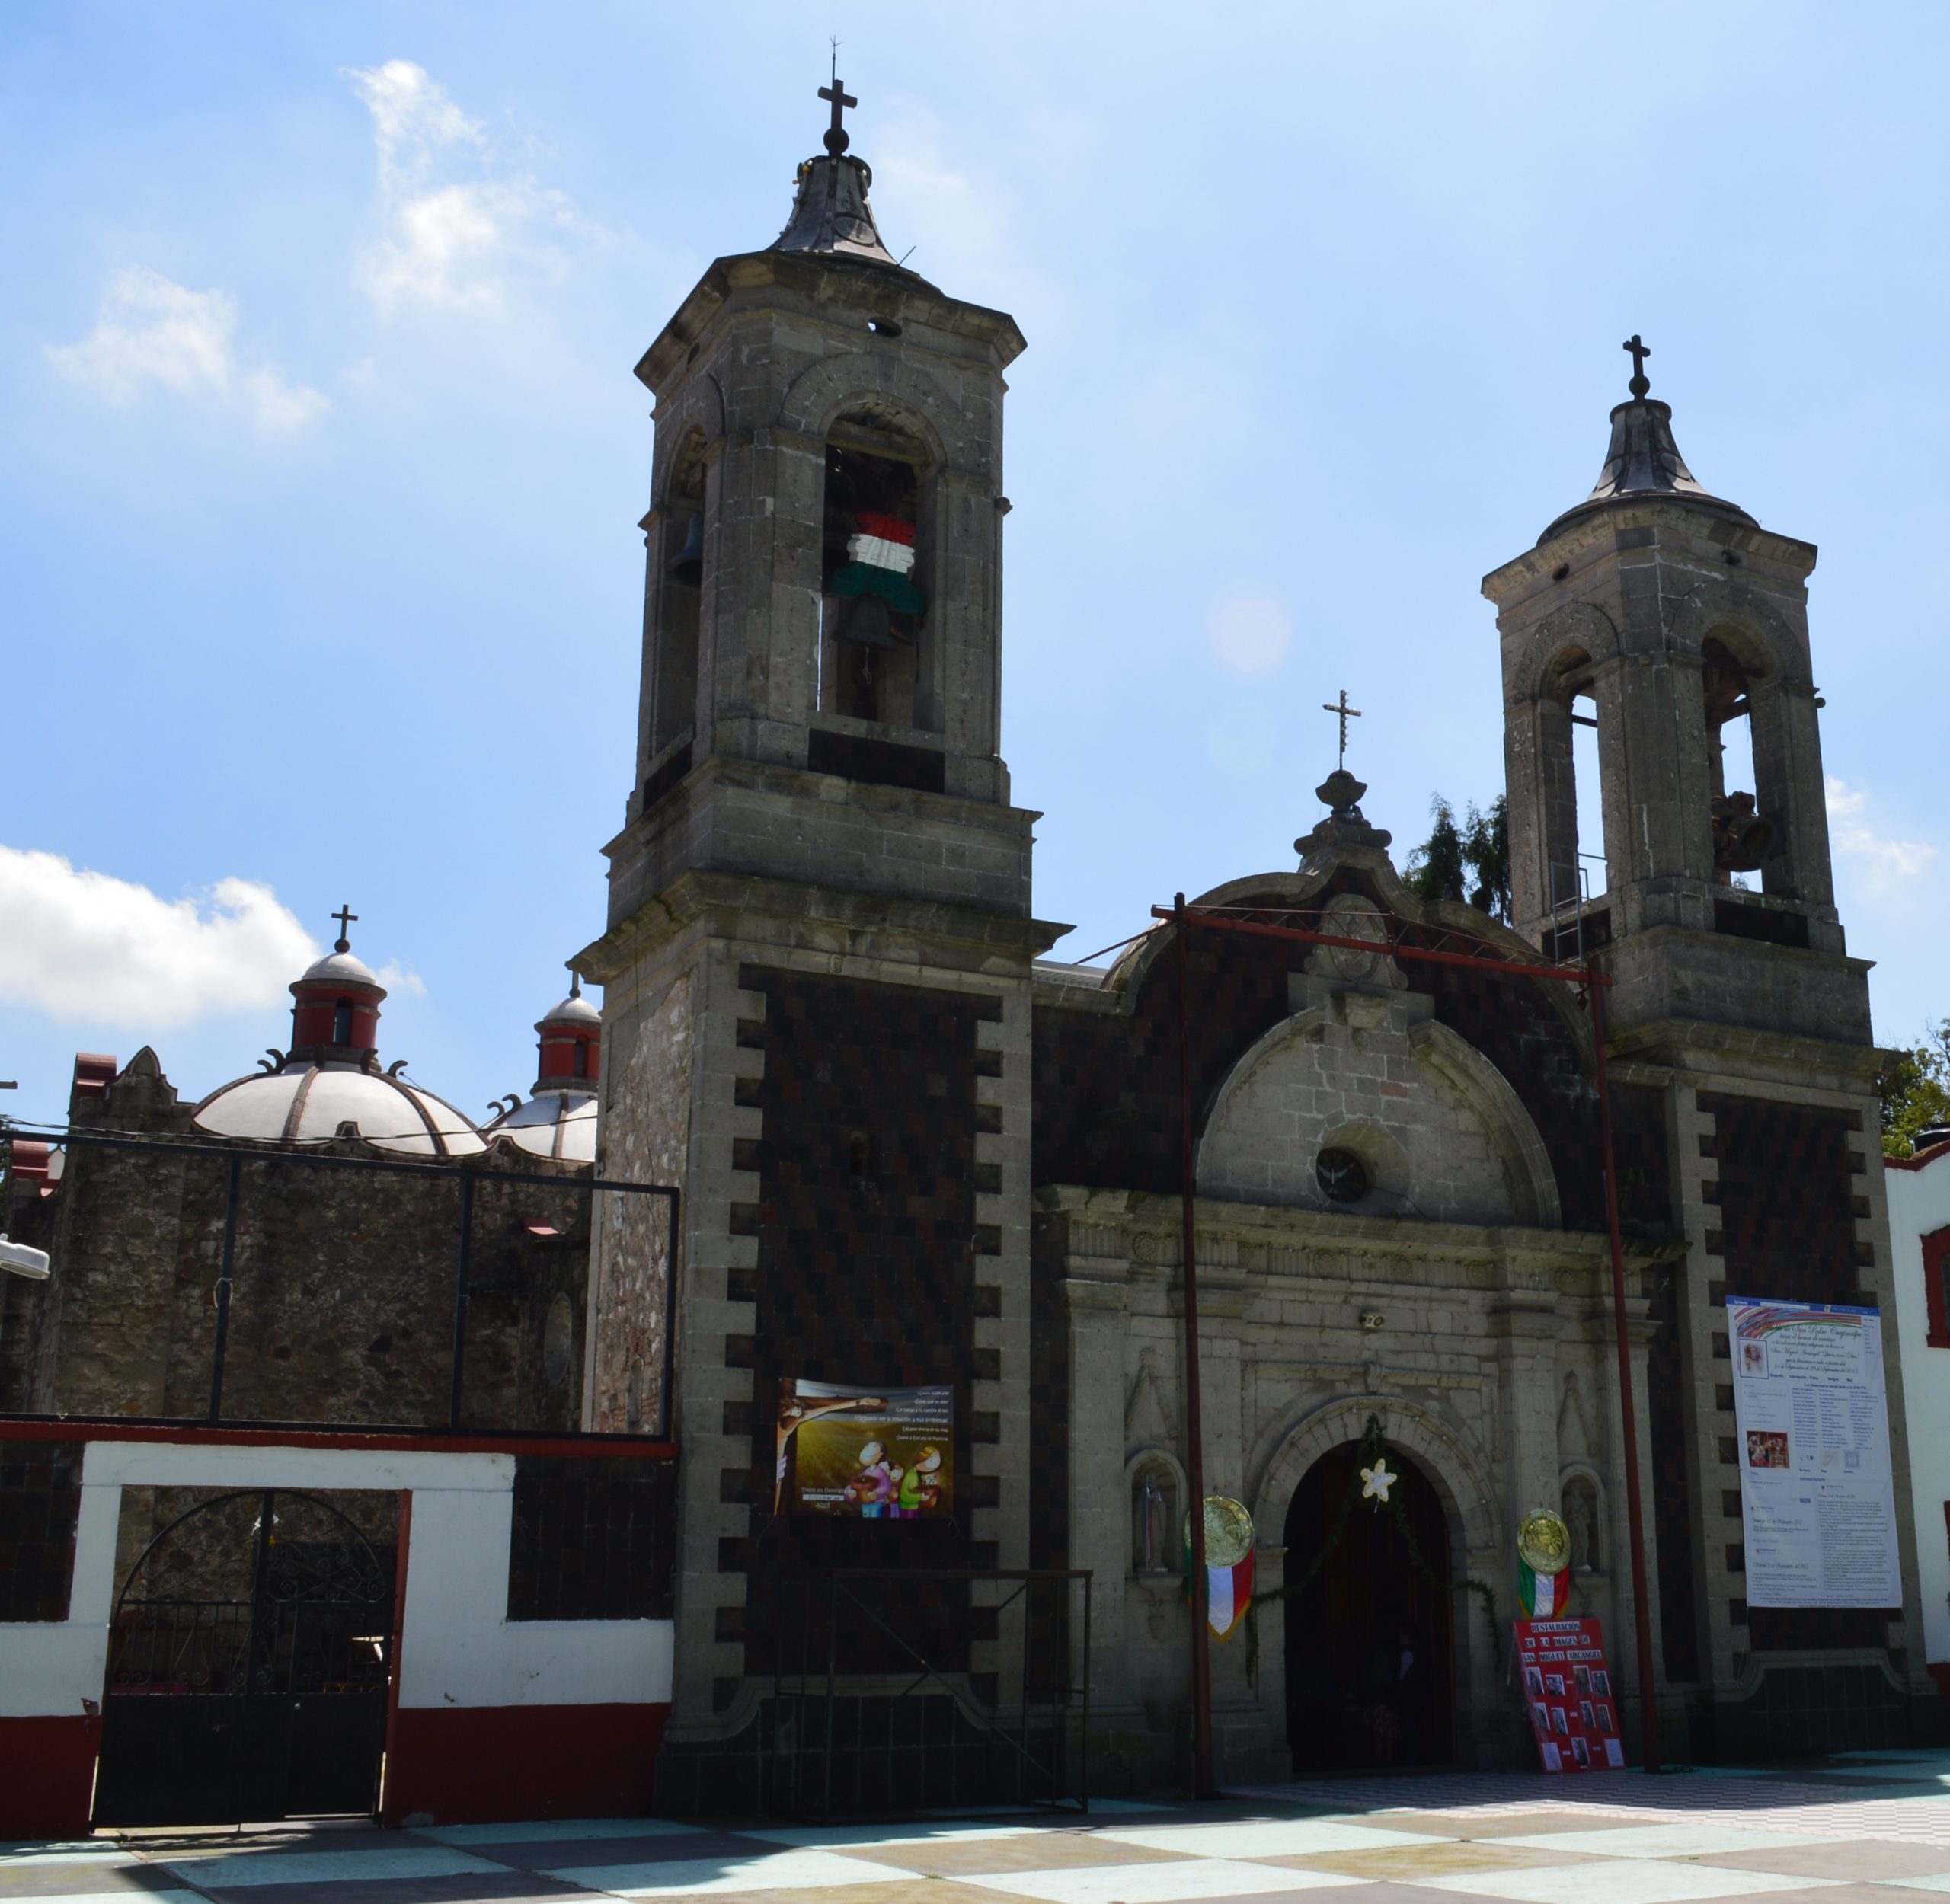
<box><xmin>1562</xmin><ymin>1474</ymin><xmax>1600</xmax><ymax>1573</ymax></box>
<box><xmin>1134</xmin><ymin>1466</ymin><xmax>1172</xmax><ymax>1573</ymax></box>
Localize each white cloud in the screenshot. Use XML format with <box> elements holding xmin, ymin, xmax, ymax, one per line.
<box><xmin>1827</xmin><ymin>776</ymin><xmax>1936</xmax><ymax>885</ymax></box>
<box><xmin>373</xmin><ymin>960</ymin><xmax>427</xmax><ymax>999</ymax></box>
<box><xmin>346</xmin><ymin>60</ymin><xmax>581</xmax><ymax>312</ymax></box>
<box><xmin>1207</xmin><ymin>596</ymin><xmax>1293</xmax><ymax>679</ymax></box>
<box><xmin>46</xmin><ymin>267</ymin><xmax>328</xmax><ymax>431</ymax></box>
<box><xmin>0</xmin><ymin>848</ymin><xmax>319</xmax><ymax>1030</ymax></box>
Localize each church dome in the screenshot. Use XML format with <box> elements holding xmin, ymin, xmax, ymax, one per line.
<box><xmin>195</xmin><ymin>1065</ymin><xmax>485</xmax><ymax>1156</ymax></box>
<box><xmin>191</xmin><ymin>909</ymin><xmax>485</xmax><ymax>1158</ymax></box>
<box><xmin>484</xmin><ymin>976</ymin><xmax>601</xmax><ymax>1163</ymax></box>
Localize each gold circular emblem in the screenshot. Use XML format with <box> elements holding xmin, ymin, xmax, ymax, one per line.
<box><xmin>1185</xmin><ymin>1496</ymin><xmax>1255</xmax><ymax>1569</ymax></box>
<box><xmin>1517</xmin><ymin>1507</ymin><xmax>1571</xmax><ymax>1576</ymax></box>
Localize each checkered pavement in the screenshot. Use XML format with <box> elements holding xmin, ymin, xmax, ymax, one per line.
<box><xmin>11</xmin><ymin>1752</ymin><xmax>1950</xmax><ymax>1904</ymax></box>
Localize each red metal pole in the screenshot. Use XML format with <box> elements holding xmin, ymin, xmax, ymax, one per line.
<box><xmin>1587</xmin><ymin>957</ymin><xmax>1663</xmax><ymax>1775</ymax></box>
<box><xmin>1174</xmin><ymin>894</ymin><xmax>1215</xmax><ymax>1797</ymax></box>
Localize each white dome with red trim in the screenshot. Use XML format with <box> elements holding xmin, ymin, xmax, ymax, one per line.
<box><xmin>484</xmin><ymin>977</ymin><xmax>601</xmax><ymax>1163</ymax></box>
<box><xmin>192</xmin><ymin>912</ymin><xmax>484</xmax><ymax>1158</ymax></box>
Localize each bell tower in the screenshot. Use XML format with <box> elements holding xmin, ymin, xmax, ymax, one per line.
<box><xmin>613</xmin><ymin>72</ymin><xmax>1029</xmax><ymax>926</ymax></box>
<box><xmin>1483</xmin><ymin>347</ymin><xmax>1932</xmax><ymax>1757</ymax></box>
<box><xmin>579</xmin><ymin>81</ymin><xmax>1062</xmax><ymax>1807</ymax></box>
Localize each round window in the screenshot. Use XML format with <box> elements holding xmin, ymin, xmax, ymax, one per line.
<box><xmin>1315</xmin><ymin>1147</ymin><xmax>1370</xmax><ymax>1204</ymax></box>
<box><xmin>542</xmin><ymin>1292</ymin><xmax>575</xmax><ymax>1385</ymax></box>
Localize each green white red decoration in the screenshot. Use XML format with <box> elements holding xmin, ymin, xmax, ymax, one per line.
<box><xmin>1184</xmin><ymin>1495</ymin><xmax>1256</xmax><ymax>1641</ymax></box>
<box><xmin>1516</xmin><ymin>1506</ymin><xmax>1572</xmax><ymax>1617</ymax></box>
<box><xmin>830</xmin><ymin>510</ymin><xmax>923</xmax><ymax>617</ymax></box>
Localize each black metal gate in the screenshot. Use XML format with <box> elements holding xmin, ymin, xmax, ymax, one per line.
<box><xmin>766</xmin><ymin>1569</ymin><xmax>1091</xmax><ymax>1819</ymax></box>
<box><xmin>94</xmin><ymin>1489</ymin><xmax>395</xmax><ymax>1826</ymax></box>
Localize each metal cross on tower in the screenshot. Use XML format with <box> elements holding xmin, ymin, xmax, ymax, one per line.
<box><xmin>1322</xmin><ymin>688</ymin><xmax>1362</xmax><ymax>770</ymax></box>
<box><xmin>331</xmin><ymin>904</ymin><xmax>358</xmax><ymax>954</ymax></box>
<box><xmin>820</xmin><ymin>72</ymin><xmax>858</xmax><ymax>156</ymax></box>
<box><xmin>1623</xmin><ymin>333</ymin><xmax>1651</xmax><ymax>399</ymax></box>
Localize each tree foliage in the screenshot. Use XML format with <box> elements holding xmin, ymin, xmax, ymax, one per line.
<box><xmin>1406</xmin><ymin>794</ymin><xmax>1510</xmax><ymax>922</ymax></box>
<box><xmin>1878</xmin><ymin>1020</ymin><xmax>1950</xmax><ymax>1158</ymax></box>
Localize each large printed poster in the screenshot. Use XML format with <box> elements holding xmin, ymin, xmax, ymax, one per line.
<box><xmin>1727</xmin><ymin>1296</ymin><xmax>1901</xmax><ymax>1608</ymax></box>
<box><xmin>775</xmin><ymin>1378</ymin><xmax>954</xmax><ymax>1517</ymax></box>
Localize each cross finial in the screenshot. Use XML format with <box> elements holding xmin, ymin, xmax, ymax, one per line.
<box><xmin>330</xmin><ymin>904</ymin><xmax>358</xmax><ymax>954</ymax></box>
<box><xmin>1322</xmin><ymin>688</ymin><xmax>1363</xmax><ymax>771</ymax></box>
<box><xmin>1622</xmin><ymin>333</ymin><xmax>1651</xmax><ymax>399</ymax></box>
<box><xmin>818</xmin><ymin>65</ymin><xmax>858</xmax><ymax>157</ymax></box>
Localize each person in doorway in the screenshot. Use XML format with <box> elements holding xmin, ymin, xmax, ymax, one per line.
<box><xmin>1358</xmin><ymin>1629</ymin><xmax>1402</xmax><ymax>1763</ymax></box>
<box><xmin>1394</xmin><ymin>1624</ymin><xmax>1428</xmax><ymax>1764</ymax></box>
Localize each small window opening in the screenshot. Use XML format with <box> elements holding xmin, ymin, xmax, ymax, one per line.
<box><xmin>867</xmin><ymin>317</ymin><xmax>902</xmax><ymax>337</ymax></box>
<box><xmin>819</xmin><ymin>427</ymin><xmax>922</xmax><ymax>726</ymax></box>
<box><xmin>572</xmin><ymin>1040</ymin><xmax>590</xmax><ymax>1080</ymax></box>
<box><xmin>1132</xmin><ymin>1461</ymin><xmax>1178</xmax><ymax>1573</ymax></box>
<box><xmin>331</xmin><ymin>999</ymin><xmax>354</xmax><ymax>1045</ymax></box>
<box><xmin>648</xmin><ymin>442</ymin><xmax>707</xmax><ymax>768</ymax></box>
<box><xmin>1703</xmin><ymin>640</ymin><xmax>1769</xmax><ymax>889</ymax></box>
<box><xmin>1570</xmin><ymin>691</ymin><xmax>1607</xmax><ymax>900</ymax></box>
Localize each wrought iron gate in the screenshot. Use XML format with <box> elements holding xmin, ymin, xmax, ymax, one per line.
<box><xmin>94</xmin><ymin>1489</ymin><xmax>395</xmax><ymax>1826</ymax></box>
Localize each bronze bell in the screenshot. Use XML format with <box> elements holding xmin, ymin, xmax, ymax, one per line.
<box><xmin>839</xmin><ymin>590</ymin><xmax>898</xmax><ymax>650</ymax></box>
<box><xmin>667</xmin><ymin>513</ymin><xmax>705</xmax><ymax>586</ymax></box>
<box><xmin>1712</xmin><ymin>791</ymin><xmax>1773</xmax><ymax>873</ymax></box>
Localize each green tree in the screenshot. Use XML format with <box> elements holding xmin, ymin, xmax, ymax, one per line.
<box><xmin>1461</xmin><ymin>795</ymin><xmax>1511</xmax><ymax>924</ymax></box>
<box><xmin>1407</xmin><ymin>794</ymin><xmax>1511</xmax><ymax>922</ymax></box>
<box><xmin>1405</xmin><ymin>797</ymin><xmax>1466</xmax><ymax>906</ymax></box>
<box><xmin>1878</xmin><ymin>1019</ymin><xmax>1950</xmax><ymax>1158</ymax></box>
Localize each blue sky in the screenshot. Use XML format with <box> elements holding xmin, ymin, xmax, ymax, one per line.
<box><xmin>3</xmin><ymin>2</ymin><xmax>1946</xmax><ymax>1132</ymax></box>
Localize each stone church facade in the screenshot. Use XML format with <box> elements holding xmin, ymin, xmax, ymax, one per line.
<box><xmin>580</xmin><ymin>91</ymin><xmax>1942</xmax><ymax>1800</ymax></box>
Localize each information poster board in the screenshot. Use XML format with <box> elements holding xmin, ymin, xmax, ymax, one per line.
<box><xmin>1514</xmin><ymin>1617</ymin><xmax>1625</xmax><ymax>1772</ymax></box>
<box><xmin>775</xmin><ymin>1378</ymin><xmax>953</xmax><ymax>1517</ymax></box>
<box><xmin>1727</xmin><ymin>1296</ymin><xmax>1900</xmax><ymax>1609</ymax></box>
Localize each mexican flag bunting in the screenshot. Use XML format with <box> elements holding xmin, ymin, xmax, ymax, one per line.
<box><xmin>1518</xmin><ymin>1557</ymin><xmax>1565</xmax><ymax>1617</ymax></box>
<box><xmin>1184</xmin><ymin>1535</ymin><xmax>1255</xmax><ymax>1640</ymax></box>
<box><xmin>830</xmin><ymin>511</ymin><xmax>924</xmax><ymax>616</ymax></box>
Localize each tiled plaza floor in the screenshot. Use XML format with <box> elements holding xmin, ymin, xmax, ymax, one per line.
<box><xmin>10</xmin><ymin>1752</ymin><xmax>1950</xmax><ymax>1904</ymax></box>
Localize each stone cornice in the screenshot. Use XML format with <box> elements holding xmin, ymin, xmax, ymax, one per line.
<box><xmin>578</xmin><ymin>865</ymin><xmax>1068</xmax><ymax>985</ymax></box>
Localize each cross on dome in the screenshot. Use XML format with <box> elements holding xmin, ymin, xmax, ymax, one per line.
<box><xmin>1623</xmin><ymin>333</ymin><xmax>1651</xmax><ymax>399</ymax></box>
<box><xmin>1322</xmin><ymin>688</ymin><xmax>1362</xmax><ymax>771</ymax></box>
<box><xmin>819</xmin><ymin>73</ymin><xmax>858</xmax><ymax>156</ymax></box>
<box><xmin>331</xmin><ymin>903</ymin><xmax>359</xmax><ymax>954</ymax></box>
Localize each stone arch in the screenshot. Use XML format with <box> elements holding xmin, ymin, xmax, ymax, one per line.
<box><xmin>777</xmin><ymin>353</ymin><xmax>961</xmax><ymax>470</ymax></box>
<box><xmin>1510</xmin><ymin>599</ymin><xmax>1622</xmax><ymax>705</ymax></box>
<box><xmin>1665</xmin><ymin>578</ymin><xmax>1803</xmax><ymax>681</ymax></box>
<box><xmin>651</xmin><ymin>375</ymin><xmax>727</xmax><ymax>493</ymax></box>
<box><xmin>1195</xmin><ymin>1009</ymin><xmax>1559</xmax><ymax>1228</ymax></box>
<box><xmin>1249</xmin><ymin>1393</ymin><xmax>1498</xmax><ymax>1557</ymax></box>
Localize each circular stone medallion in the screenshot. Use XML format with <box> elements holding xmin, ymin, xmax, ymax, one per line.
<box><xmin>1517</xmin><ymin>1506</ymin><xmax>1572</xmax><ymax>1577</ymax></box>
<box><xmin>1184</xmin><ymin>1496</ymin><xmax>1255</xmax><ymax>1569</ymax></box>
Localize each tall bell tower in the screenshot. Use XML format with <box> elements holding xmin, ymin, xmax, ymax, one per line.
<box><xmin>578</xmin><ymin>81</ymin><xmax>1063</xmax><ymax>1806</ymax></box>
<box><xmin>1482</xmin><ymin>345</ymin><xmax>1934</xmax><ymax>1759</ymax></box>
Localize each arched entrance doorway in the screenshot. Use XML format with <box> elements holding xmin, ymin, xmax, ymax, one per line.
<box><xmin>93</xmin><ymin>1489</ymin><xmax>396</xmax><ymax>1826</ymax></box>
<box><xmin>1283</xmin><ymin>1441</ymin><xmax>1453</xmax><ymax>1771</ymax></box>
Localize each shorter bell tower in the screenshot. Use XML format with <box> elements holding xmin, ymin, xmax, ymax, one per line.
<box><xmin>1483</xmin><ymin>344</ymin><xmax>1932</xmax><ymax>1758</ymax></box>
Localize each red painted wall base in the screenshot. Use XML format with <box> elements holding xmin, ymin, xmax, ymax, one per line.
<box><xmin>0</xmin><ymin>1714</ymin><xmax>98</xmax><ymax>1842</ymax></box>
<box><xmin>383</xmin><ymin>1703</ymin><xmax>669</xmax><ymax>1825</ymax></box>
<box><xmin>1929</xmin><ymin>1662</ymin><xmax>1950</xmax><ymax>1706</ymax></box>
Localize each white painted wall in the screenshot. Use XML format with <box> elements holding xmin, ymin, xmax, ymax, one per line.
<box><xmin>1887</xmin><ymin>1153</ymin><xmax>1950</xmax><ymax>1668</ymax></box>
<box><xmin>0</xmin><ymin>1437</ymin><xmax>673</xmax><ymax>1718</ymax></box>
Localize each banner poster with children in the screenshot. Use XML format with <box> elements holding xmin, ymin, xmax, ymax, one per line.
<box><xmin>775</xmin><ymin>1378</ymin><xmax>954</xmax><ymax>1518</ymax></box>
<box><xmin>1514</xmin><ymin>1617</ymin><xmax>1625</xmax><ymax>1773</ymax></box>
<box><xmin>1726</xmin><ymin>1295</ymin><xmax>1901</xmax><ymax>1609</ymax></box>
